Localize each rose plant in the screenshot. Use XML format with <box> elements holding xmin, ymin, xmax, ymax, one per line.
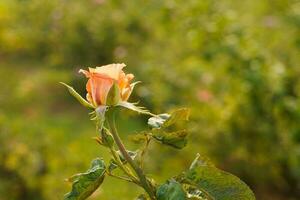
<box><xmin>61</xmin><ymin>64</ymin><xmax>256</xmax><ymax>200</ymax></box>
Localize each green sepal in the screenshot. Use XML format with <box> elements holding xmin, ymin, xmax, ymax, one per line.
<box><xmin>60</xmin><ymin>82</ymin><xmax>94</xmax><ymax>109</ymax></box>
<box><xmin>118</xmin><ymin>101</ymin><xmax>154</xmax><ymax>116</ymax></box>
<box><xmin>64</xmin><ymin>158</ymin><xmax>106</xmax><ymax>200</ymax></box>
<box><xmin>130</xmin><ymin>81</ymin><xmax>141</xmax><ymax>89</ymax></box>
<box><xmin>156</xmin><ymin>179</ymin><xmax>186</xmax><ymax>200</ymax></box>
<box><xmin>180</xmin><ymin>154</ymin><xmax>256</xmax><ymax>200</ymax></box>
<box><xmin>106</xmin><ymin>82</ymin><xmax>120</xmax><ymax>106</ymax></box>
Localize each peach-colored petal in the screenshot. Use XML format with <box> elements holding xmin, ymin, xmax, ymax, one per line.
<box><xmin>90</xmin><ymin>74</ymin><xmax>113</xmax><ymax>105</ymax></box>
<box><xmin>118</xmin><ymin>73</ymin><xmax>134</xmax><ymax>101</ymax></box>
<box><xmin>118</xmin><ymin>72</ymin><xmax>127</xmax><ymax>90</ymax></box>
<box><xmin>96</xmin><ymin>78</ymin><xmax>114</xmax><ymax>104</ymax></box>
<box><xmin>126</xmin><ymin>74</ymin><xmax>134</xmax><ymax>81</ymax></box>
<box><xmin>86</xmin><ymin>79</ymin><xmax>92</xmax><ymax>94</ymax></box>
<box><xmin>121</xmin><ymin>87</ymin><xmax>132</xmax><ymax>101</ymax></box>
<box><xmin>118</xmin><ymin>73</ymin><xmax>134</xmax><ymax>90</ymax></box>
<box><xmin>79</xmin><ymin>69</ymin><xmax>91</xmax><ymax>77</ymax></box>
<box><xmin>95</xmin><ymin>63</ymin><xmax>125</xmax><ymax>80</ymax></box>
<box><xmin>88</xmin><ymin>76</ymin><xmax>98</xmax><ymax>105</ymax></box>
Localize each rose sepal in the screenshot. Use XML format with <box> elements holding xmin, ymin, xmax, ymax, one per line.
<box><xmin>117</xmin><ymin>101</ymin><xmax>155</xmax><ymax>116</ymax></box>
<box><xmin>106</xmin><ymin>82</ymin><xmax>121</xmax><ymax>106</ymax></box>
<box><xmin>60</xmin><ymin>82</ymin><xmax>95</xmax><ymax>109</ymax></box>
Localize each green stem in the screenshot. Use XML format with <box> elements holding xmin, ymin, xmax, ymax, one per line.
<box><xmin>109</xmin><ymin>148</ymin><xmax>139</xmax><ymax>183</ymax></box>
<box><xmin>108</xmin><ymin>110</ymin><xmax>156</xmax><ymax>200</ymax></box>
<box><xmin>139</xmin><ymin>135</ymin><xmax>151</xmax><ymax>169</ymax></box>
<box><xmin>107</xmin><ymin>171</ymin><xmax>140</xmax><ymax>185</ymax></box>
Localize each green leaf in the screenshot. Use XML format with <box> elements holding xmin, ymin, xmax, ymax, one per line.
<box><xmin>118</xmin><ymin>150</ymin><xmax>138</xmax><ymax>163</ymax></box>
<box><xmin>182</xmin><ymin>155</ymin><xmax>256</xmax><ymax>200</ymax></box>
<box><xmin>152</xmin><ymin>130</ymin><xmax>188</xmax><ymax>149</ymax></box>
<box><xmin>156</xmin><ymin>179</ymin><xmax>186</xmax><ymax>200</ymax></box>
<box><xmin>118</xmin><ymin>101</ymin><xmax>154</xmax><ymax>116</ymax></box>
<box><xmin>148</xmin><ymin>114</ymin><xmax>170</xmax><ymax>129</ymax></box>
<box><xmin>108</xmin><ymin>159</ymin><xmax>118</xmax><ymax>173</ymax></box>
<box><xmin>148</xmin><ymin>109</ymin><xmax>189</xmax><ymax>129</ymax></box>
<box><xmin>130</xmin><ymin>132</ymin><xmax>149</xmax><ymax>144</ymax></box>
<box><xmin>136</xmin><ymin>194</ymin><xmax>150</xmax><ymax>200</ymax></box>
<box><xmin>148</xmin><ymin>108</ymin><xmax>190</xmax><ymax>149</ymax></box>
<box><xmin>185</xmin><ymin>186</ymin><xmax>205</xmax><ymax>200</ymax></box>
<box><xmin>106</xmin><ymin>82</ymin><xmax>120</xmax><ymax>106</ymax></box>
<box><xmin>189</xmin><ymin>153</ymin><xmax>214</xmax><ymax>171</ymax></box>
<box><xmin>64</xmin><ymin>158</ymin><xmax>106</xmax><ymax>200</ymax></box>
<box><xmin>60</xmin><ymin>82</ymin><xmax>94</xmax><ymax>109</ymax></box>
<box><xmin>162</xmin><ymin>108</ymin><xmax>190</xmax><ymax>128</ymax></box>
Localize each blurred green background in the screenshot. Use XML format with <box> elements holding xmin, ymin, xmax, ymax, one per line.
<box><xmin>0</xmin><ymin>0</ymin><xmax>300</xmax><ymax>199</ymax></box>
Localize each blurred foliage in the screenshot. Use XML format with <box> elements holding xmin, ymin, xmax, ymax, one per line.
<box><xmin>0</xmin><ymin>0</ymin><xmax>299</xmax><ymax>199</ymax></box>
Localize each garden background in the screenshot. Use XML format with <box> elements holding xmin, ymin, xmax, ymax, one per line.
<box><xmin>0</xmin><ymin>0</ymin><xmax>299</xmax><ymax>199</ymax></box>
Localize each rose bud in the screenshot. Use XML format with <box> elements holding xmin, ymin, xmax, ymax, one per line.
<box><xmin>79</xmin><ymin>63</ymin><xmax>135</xmax><ymax>107</ymax></box>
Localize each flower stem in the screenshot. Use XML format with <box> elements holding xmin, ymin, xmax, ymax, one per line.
<box><xmin>109</xmin><ymin>148</ymin><xmax>139</xmax><ymax>183</ymax></box>
<box><xmin>107</xmin><ymin>171</ymin><xmax>140</xmax><ymax>185</ymax></box>
<box><xmin>107</xmin><ymin>110</ymin><xmax>156</xmax><ymax>200</ymax></box>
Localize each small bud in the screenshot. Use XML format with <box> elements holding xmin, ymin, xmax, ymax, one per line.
<box><xmin>106</xmin><ymin>82</ymin><xmax>120</xmax><ymax>106</ymax></box>
<box><xmin>101</xmin><ymin>128</ymin><xmax>114</xmax><ymax>148</ymax></box>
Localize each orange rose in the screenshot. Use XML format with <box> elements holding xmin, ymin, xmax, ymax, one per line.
<box><xmin>79</xmin><ymin>63</ymin><xmax>134</xmax><ymax>106</ymax></box>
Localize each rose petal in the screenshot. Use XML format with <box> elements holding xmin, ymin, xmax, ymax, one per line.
<box><xmin>91</xmin><ymin>75</ymin><xmax>114</xmax><ymax>105</ymax></box>
<box><xmin>121</xmin><ymin>87</ymin><xmax>132</xmax><ymax>101</ymax></box>
<box><xmin>79</xmin><ymin>69</ymin><xmax>91</xmax><ymax>77</ymax></box>
<box><xmin>95</xmin><ymin>63</ymin><xmax>126</xmax><ymax>80</ymax></box>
